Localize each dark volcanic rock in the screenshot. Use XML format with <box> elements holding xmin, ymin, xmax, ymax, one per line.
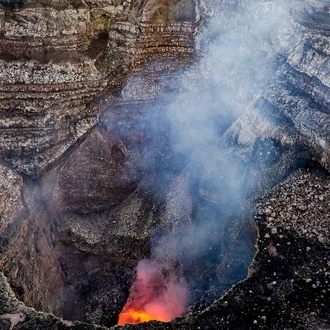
<box><xmin>116</xmin><ymin>167</ymin><xmax>330</xmax><ymax>330</ymax></box>
<box><xmin>1</xmin><ymin>167</ymin><xmax>329</xmax><ymax>329</ymax></box>
<box><xmin>0</xmin><ymin>0</ymin><xmax>196</xmax><ymax>178</ymax></box>
<box><xmin>49</xmin><ymin>126</ymin><xmax>137</xmax><ymax>214</ymax></box>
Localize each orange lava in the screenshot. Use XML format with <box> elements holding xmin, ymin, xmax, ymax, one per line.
<box><xmin>118</xmin><ymin>310</ymin><xmax>168</xmax><ymax>325</ymax></box>
<box><xmin>117</xmin><ymin>260</ymin><xmax>187</xmax><ymax>326</ymax></box>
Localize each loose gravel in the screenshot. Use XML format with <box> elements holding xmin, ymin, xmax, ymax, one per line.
<box><xmin>251</xmin><ymin>166</ymin><xmax>330</xmax><ymax>246</ymax></box>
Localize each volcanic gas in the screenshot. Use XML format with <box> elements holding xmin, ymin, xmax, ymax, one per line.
<box><xmin>118</xmin><ymin>259</ymin><xmax>187</xmax><ymax>325</ymax></box>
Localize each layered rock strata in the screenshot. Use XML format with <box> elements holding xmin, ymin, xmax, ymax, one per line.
<box><xmin>0</xmin><ymin>4</ymin><xmax>107</xmax><ymax>177</ymax></box>
<box><xmin>0</xmin><ymin>0</ymin><xmax>196</xmax><ymax>177</ymax></box>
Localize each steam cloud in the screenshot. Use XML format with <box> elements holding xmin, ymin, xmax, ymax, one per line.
<box><xmin>117</xmin><ymin>0</ymin><xmax>294</xmax><ymax>323</ymax></box>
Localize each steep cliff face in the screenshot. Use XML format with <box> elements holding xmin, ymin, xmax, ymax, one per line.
<box><xmin>0</xmin><ymin>0</ymin><xmax>330</xmax><ymax>329</ymax></box>
<box><xmin>1</xmin><ymin>0</ymin><xmax>235</xmax><ymax>326</ymax></box>
<box><xmin>220</xmin><ymin>0</ymin><xmax>330</xmax><ymax>186</ymax></box>
<box><xmin>0</xmin><ymin>3</ymin><xmax>106</xmax><ymax>177</ymax></box>
<box><xmin>0</xmin><ymin>163</ymin><xmax>23</xmax><ymax>232</ymax></box>
<box><xmin>0</xmin><ymin>0</ymin><xmax>196</xmax><ymax>177</ymax></box>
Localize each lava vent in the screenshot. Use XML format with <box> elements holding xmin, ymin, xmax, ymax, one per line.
<box><xmin>118</xmin><ymin>259</ymin><xmax>187</xmax><ymax>325</ymax></box>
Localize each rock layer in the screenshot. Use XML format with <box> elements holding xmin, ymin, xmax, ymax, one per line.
<box><xmin>0</xmin><ymin>0</ymin><xmax>197</xmax><ymax>177</ymax></box>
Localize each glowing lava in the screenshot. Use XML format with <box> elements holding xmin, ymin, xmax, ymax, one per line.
<box><xmin>118</xmin><ymin>260</ymin><xmax>187</xmax><ymax>325</ymax></box>
<box><xmin>118</xmin><ymin>311</ymin><xmax>167</xmax><ymax>325</ymax></box>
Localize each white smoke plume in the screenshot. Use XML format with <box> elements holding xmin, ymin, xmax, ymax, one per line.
<box><xmin>116</xmin><ymin>0</ymin><xmax>296</xmax><ymax>322</ymax></box>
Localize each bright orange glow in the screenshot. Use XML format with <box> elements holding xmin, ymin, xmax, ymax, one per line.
<box><xmin>117</xmin><ymin>260</ymin><xmax>187</xmax><ymax>326</ymax></box>
<box><xmin>118</xmin><ymin>310</ymin><xmax>167</xmax><ymax>325</ymax></box>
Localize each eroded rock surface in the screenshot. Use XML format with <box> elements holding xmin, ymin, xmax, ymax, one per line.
<box><xmin>0</xmin><ymin>163</ymin><xmax>23</xmax><ymax>234</ymax></box>
<box><xmin>0</xmin><ymin>0</ymin><xmax>196</xmax><ymax>177</ymax></box>
<box><xmin>222</xmin><ymin>0</ymin><xmax>330</xmax><ymax>185</ymax></box>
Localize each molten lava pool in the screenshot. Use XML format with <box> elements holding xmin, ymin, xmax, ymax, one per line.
<box><xmin>118</xmin><ymin>310</ymin><xmax>168</xmax><ymax>325</ymax></box>
<box><xmin>118</xmin><ymin>260</ymin><xmax>187</xmax><ymax>325</ymax></box>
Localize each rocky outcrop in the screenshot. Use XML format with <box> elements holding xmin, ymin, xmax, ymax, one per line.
<box><xmin>221</xmin><ymin>0</ymin><xmax>330</xmax><ymax>187</ymax></box>
<box><xmin>264</xmin><ymin>1</ymin><xmax>330</xmax><ymax>169</ymax></box>
<box><xmin>0</xmin><ymin>163</ymin><xmax>23</xmax><ymax>234</ymax></box>
<box><xmin>0</xmin><ymin>5</ymin><xmax>106</xmax><ymax>177</ymax></box>
<box><xmin>0</xmin><ymin>0</ymin><xmax>196</xmax><ymax>178</ymax></box>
